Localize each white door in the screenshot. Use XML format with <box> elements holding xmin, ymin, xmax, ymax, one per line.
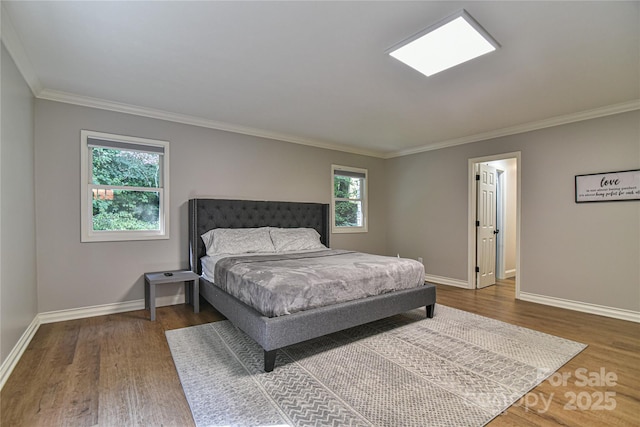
<box><xmin>476</xmin><ymin>164</ymin><xmax>498</xmax><ymax>288</ymax></box>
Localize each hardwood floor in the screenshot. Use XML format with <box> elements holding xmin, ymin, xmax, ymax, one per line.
<box><xmin>1</xmin><ymin>304</ymin><xmax>223</xmax><ymax>427</ymax></box>
<box><xmin>2</xmin><ymin>281</ymin><xmax>638</xmax><ymax>426</ymax></box>
<box><xmin>438</xmin><ymin>279</ymin><xmax>640</xmax><ymax>427</ymax></box>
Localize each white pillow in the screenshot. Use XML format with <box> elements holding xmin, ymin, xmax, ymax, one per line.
<box><xmin>270</xmin><ymin>228</ymin><xmax>326</xmax><ymax>252</ymax></box>
<box><xmin>201</xmin><ymin>227</ymin><xmax>275</xmax><ymax>255</ymax></box>
<box><xmin>201</xmin><ymin>229</ymin><xmax>216</xmax><ymax>254</ymax></box>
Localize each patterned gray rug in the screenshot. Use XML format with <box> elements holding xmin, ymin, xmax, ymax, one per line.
<box><xmin>166</xmin><ymin>305</ymin><xmax>586</xmax><ymax>427</ymax></box>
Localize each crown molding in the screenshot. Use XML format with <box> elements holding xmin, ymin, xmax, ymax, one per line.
<box><xmin>36</xmin><ymin>88</ymin><xmax>386</xmax><ymax>158</ymax></box>
<box><xmin>30</xmin><ymin>88</ymin><xmax>640</xmax><ymax>161</ymax></box>
<box><xmin>1</xmin><ymin>4</ymin><xmax>43</xmax><ymax>96</ymax></box>
<box><xmin>5</xmin><ymin>3</ymin><xmax>636</xmax><ymax>163</ymax></box>
<box><xmin>36</xmin><ymin>89</ymin><xmax>640</xmax><ymax>160</ymax></box>
<box><xmin>385</xmin><ymin>99</ymin><xmax>640</xmax><ymax>158</ymax></box>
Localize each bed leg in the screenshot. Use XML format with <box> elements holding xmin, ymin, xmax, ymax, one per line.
<box><xmin>264</xmin><ymin>349</ymin><xmax>277</xmax><ymax>372</ymax></box>
<box><xmin>426</xmin><ymin>304</ymin><xmax>435</xmax><ymax>318</ymax></box>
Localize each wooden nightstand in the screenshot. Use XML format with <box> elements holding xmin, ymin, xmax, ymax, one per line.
<box><xmin>144</xmin><ymin>270</ymin><xmax>200</xmax><ymax>321</ymax></box>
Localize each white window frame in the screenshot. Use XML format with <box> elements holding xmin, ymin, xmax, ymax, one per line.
<box><xmin>331</xmin><ymin>164</ymin><xmax>368</xmax><ymax>233</ymax></box>
<box><xmin>80</xmin><ymin>130</ymin><xmax>170</xmax><ymax>242</ymax></box>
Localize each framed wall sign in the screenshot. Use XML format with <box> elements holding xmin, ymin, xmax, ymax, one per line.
<box><xmin>575</xmin><ymin>169</ymin><xmax>640</xmax><ymax>203</ymax></box>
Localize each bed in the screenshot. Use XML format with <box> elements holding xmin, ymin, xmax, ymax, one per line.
<box><xmin>189</xmin><ymin>198</ymin><xmax>436</xmax><ymax>372</ymax></box>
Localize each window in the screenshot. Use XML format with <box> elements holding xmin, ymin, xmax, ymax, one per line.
<box><xmin>331</xmin><ymin>165</ymin><xmax>368</xmax><ymax>233</ymax></box>
<box><xmin>80</xmin><ymin>130</ymin><xmax>169</xmax><ymax>242</ymax></box>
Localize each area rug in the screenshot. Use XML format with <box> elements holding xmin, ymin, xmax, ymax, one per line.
<box><xmin>166</xmin><ymin>305</ymin><xmax>586</xmax><ymax>427</ymax></box>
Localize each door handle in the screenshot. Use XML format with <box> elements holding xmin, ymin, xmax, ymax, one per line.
<box><xmin>493</xmin><ymin>229</ymin><xmax>500</xmax><ymax>234</ymax></box>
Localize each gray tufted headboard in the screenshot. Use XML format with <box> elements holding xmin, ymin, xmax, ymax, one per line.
<box><xmin>188</xmin><ymin>198</ymin><xmax>330</xmax><ymax>274</ymax></box>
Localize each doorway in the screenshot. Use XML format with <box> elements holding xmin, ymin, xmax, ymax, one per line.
<box><xmin>467</xmin><ymin>152</ymin><xmax>521</xmax><ymax>297</ymax></box>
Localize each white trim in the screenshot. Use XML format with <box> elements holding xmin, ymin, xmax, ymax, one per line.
<box><xmin>0</xmin><ymin>316</ymin><xmax>40</xmax><ymax>391</ymax></box>
<box><xmin>504</xmin><ymin>269</ymin><xmax>516</xmax><ymax>278</ymax></box>
<box><xmin>38</xmin><ymin>294</ymin><xmax>184</xmax><ymax>324</ymax></box>
<box><xmin>35</xmin><ymin>91</ymin><xmax>639</xmax><ymax>161</ymax></box>
<box><xmin>0</xmin><ymin>5</ymin><xmax>44</xmax><ymax>96</ymax></box>
<box><xmin>424</xmin><ymin>274</ymin><xmax>470</xmax><ymax>289</ymax></box>
<box><xmin>80</xmin><ymin>130</ymin><xmax>170</xmax><ymax>242</ymax></box>
<box><xmin>39</xmin><ymin>89</ymin><xmax>385</xmax><ymax>159</ymax></box>
<box><xmin>495</xmin><ymin>168</ymin><xmax>506</xmax><ymax>279</ymax></box>
<box><xmin>2</xmin><ymin>5</ymin><xmax>637</xmax><ymax>163</ymax></box>
<box><xmin>2</xmin><ymin>287</ymin><xmax>636</xmax><ymax>394</ymax></box>
<box><xmin>387</xmin><ymin>100</ymin><xmax>640</xmax><ymax>158</ymax></box>
<box><xmin>331</xmin><ymin>164</ymin><xmax>369</xmax><ymax>234</ymax></box>
<box><xmin>519</xmin><ymin>292</ymin><xmax>640</xmax><ymax>324</ymax></box>
<box><xmin>468</xmin><ymin>152</ymin><xmax>522</xmax><ymax>297</ymax></box>
<box><xmin>39</xmin><ymin>300</ymin><xmax>142</xmax><ymax>324</ymax></box>
<box><xmin>0</xmin><ymin>294</ymin><xmax>184</xmax><ymax>391</ymax></box>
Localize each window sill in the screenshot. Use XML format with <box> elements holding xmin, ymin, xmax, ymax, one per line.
<box><xmin>331</xmin><ymin>227</ymin><xmax>368</xmax><ymax>234</ymax></box>
<box><xmin>81</xmin><ymin>231</ymin><xmax>169</xmax><ymax>243</ymax></box>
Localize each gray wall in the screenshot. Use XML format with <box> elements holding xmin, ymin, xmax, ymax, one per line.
<box><xmin>4</xmin><ymin>52</ymin><xmax>639</xmax><ymax>364</ymax></box>
<box><xmin>34</xmin><ymin>100</ymin><xmax>387</xmax><ymax>313</ymax></box>
<box><xmin>1</xmin><ymin>44</ymin><xmax>38</xmax><ymax>363</ymax></box>
<box><xmin>387</xmin><ymin>111</ymin><xmax>639</xmax><ymax>311</ymax></box>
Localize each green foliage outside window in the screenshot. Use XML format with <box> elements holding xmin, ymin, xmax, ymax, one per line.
<box><xmin>334</xmin><ymin>175</ymin><xmax>361</xmax><ymax>227</ymax></box>
<box><xmin>92</xmin><ymin>148</ymin><xmax>161</xmax><ymax>231</ymax></box>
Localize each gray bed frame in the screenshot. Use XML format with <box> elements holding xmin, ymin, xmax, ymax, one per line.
<box><xmin>189</xmin><ymin>198</ymin><xmax>436</xmax><ymax>372</ymax></box>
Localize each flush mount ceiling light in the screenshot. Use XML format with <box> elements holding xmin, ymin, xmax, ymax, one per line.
<box><xmin>388</xmin><ymin>9</ymin><xmax>500</xmax><ymax>77</ymax></box>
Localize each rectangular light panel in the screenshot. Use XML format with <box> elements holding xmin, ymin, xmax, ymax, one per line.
<box><xmin>388</xmin><ymin>10</ymin><xmax>499</xmax><ymax>77</ymax></box>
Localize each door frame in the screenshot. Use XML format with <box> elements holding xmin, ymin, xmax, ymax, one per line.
<box><xmin>476</xmin><ymin>163</ymin><xmax>499</xmax><ymax>288</ymax></box>
<box><xmin>495</xmin><ymin>168</ymin><xmax>506</xmax><ymax>280</ymax></box>
<box><xmin>467</xmin><ymin>152</ymin><xmax>521</xmax><ymax>297</ymax></box>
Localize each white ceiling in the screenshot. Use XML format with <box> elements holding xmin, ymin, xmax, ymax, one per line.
<box><xmin>3</xmin><ymin>1</ymin><xmax>639</xmax><ymax>158</ymax></box>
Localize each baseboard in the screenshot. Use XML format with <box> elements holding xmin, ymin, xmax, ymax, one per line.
<box><xmin>38</xmin><ymin>300</ymin><xmax>144</xmax><ymax>324</ymax></box>
<box><xmin>519</xmin><ymin>292</ymin><xmax>640</xmax><ymax>323</ymax></box>
<box><xmin>1</xmin><ymin>294</ymin><xmax>185</xmax><ymax>391</ymax></box>
<box><xmin>39</xmin><ymin>294</ymin><xmax>184</xmax><ymax>324</ymax></box>
<box><xmin>424</xmin><ymin>274</ymin><xmax>470</xmax><ymax>289</ymax></box>
<box><xmin>504</xmin><ymin>269</ymin><xmax>516</xmax><ymax>278</ymax></box>
<box><xmin>0</xmin><ymin>315</ymin><xmax>41</xmax><ymax>390</ymax></box>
